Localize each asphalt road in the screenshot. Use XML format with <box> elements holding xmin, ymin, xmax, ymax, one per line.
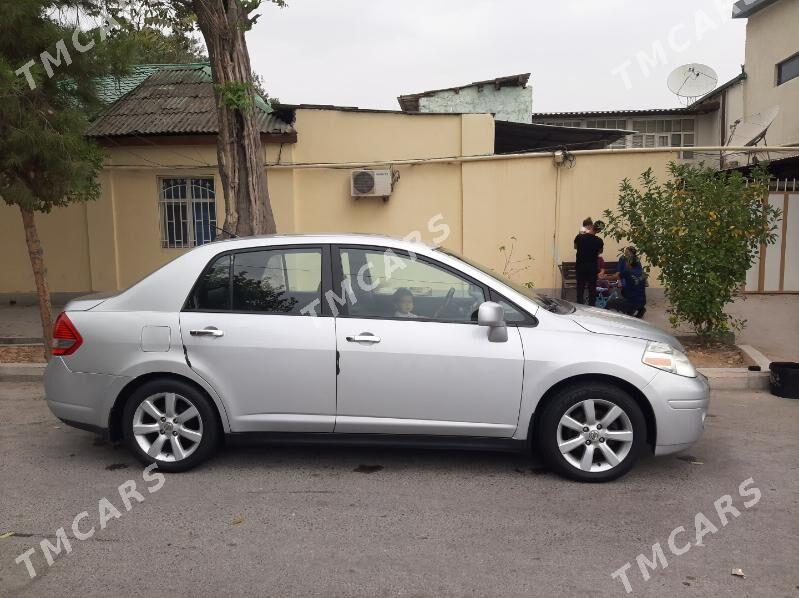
<box><xmin>1</xmin><ymin>381</ymin><xmax>797</xmax><ymax>597</ymax></box>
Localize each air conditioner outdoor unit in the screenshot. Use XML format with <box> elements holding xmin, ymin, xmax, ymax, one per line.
<box><xmin>351</xmin><ymin>169</ymin><xmax>393</xmax><ymax>198</ymax></box>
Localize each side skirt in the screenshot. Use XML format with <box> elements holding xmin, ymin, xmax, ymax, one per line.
<box><xmin>225</xmin><ymin>432</ymin><xmax>528</xmax><ymax>454</ymax></box>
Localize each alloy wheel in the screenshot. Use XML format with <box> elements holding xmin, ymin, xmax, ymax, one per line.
<box><xmin>557</xmin><ymin>398</ymin><xmax>634</xmax><ymax>473</ymax></box>
<box><xmin>132</xmin><ymin>392</ymin><xmax>204</xmax><ymax>462</ymax></box>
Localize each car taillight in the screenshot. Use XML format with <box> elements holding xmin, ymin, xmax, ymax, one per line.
<box><xmin>52</xmin><ymin>313</ymin><xmax>83</xmax><ymax>356</ymax></box>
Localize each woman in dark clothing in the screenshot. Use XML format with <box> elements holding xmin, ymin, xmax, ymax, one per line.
<box><xmin>606</xmin><ymin>247</ymin><xmax>647</xmax><ymax>318</ymax></box>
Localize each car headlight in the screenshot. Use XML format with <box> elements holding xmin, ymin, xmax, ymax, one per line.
<box><xmin>642</xmin><ymin>341</ymin><xmax>697</xmax><ymax>378</ymax></box>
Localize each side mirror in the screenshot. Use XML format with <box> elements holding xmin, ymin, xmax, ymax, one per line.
<box><xmin>478</xmin><ymin>301</ymin><xmax>508</xmax><ymax>343</ymax></box>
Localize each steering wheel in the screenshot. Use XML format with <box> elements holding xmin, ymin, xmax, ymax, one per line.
<box><xmin>434</xmin><ymin>287</ymin><xmax>456</xmax><ymax>318</ymax></box>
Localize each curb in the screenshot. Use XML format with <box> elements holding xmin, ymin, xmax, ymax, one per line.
<box><xmin>0</xmin><ymin>337</ymin><xmax>43</xmax><ymax>345</ymax></box>
<box><xmin>737</xmin><ymin>344</ymin><xmax>772</xmax><ymax>371</ymax></box>
<box><xmin>0</xmin><ymin>363</ymin><xmax>46</xmax><ymax>382</ymax></box>
<box><xmin>698</xmin><ymin>367</ymin><xmax>770</xmax><ymax>391</ymax></box>
<box><xmin>696</xmin><ymin>344</ymin><xmax>771</xmax><ymax>391</ymax></box>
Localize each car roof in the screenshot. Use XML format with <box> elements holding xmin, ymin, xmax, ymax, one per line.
<box><xmin>202</xmin><ymin>233</ymin><xmax>437</xmax><ymax>253</ymax></box>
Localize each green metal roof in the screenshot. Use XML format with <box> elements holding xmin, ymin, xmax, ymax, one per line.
<box><xmin>95</xmin><ymin>63</ymin><xmax>212</xmax><ymax>105</ymax></box>
<box><xmin>87</xmin><ymin>64</ymin><xmax>293</xmax><ymax>138</ymax></box>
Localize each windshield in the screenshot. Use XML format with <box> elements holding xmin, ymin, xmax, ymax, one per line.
<box><xmin>435</xmin><ymin>248</ymin><xmax>574</xmax><ymax>314</ymax></box>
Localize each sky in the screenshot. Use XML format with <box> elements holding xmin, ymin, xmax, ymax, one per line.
<box><xmin>247</xmin><ymin>0</ymin><xmax>748</xmax><ymax>114</ymax></box>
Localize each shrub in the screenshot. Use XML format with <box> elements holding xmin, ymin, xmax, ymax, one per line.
<box><xmin>602</xmin><ymin>162</ymin><xmax>781</xmax><ymax>336</ymax></box>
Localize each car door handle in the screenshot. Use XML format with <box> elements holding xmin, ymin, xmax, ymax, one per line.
<box><xmin>346</xmin><ymin>333</ymin><xmax>381</xmax><ymax>344</ymax></box>
<box><xmin>190</xmin><ymin>327</ymin><xmax>224</xmax><ymax>338</ymax></box>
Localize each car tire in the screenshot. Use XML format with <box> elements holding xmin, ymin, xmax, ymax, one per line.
<box><xmin>122</xmin><ymin>378</ymin><xmax>220</xmax><ymax>473</ymax></box>
<box><xmin>537</xmin><ymin>382</ymin><xmax>646</xmax><ymax>483</ymax></box>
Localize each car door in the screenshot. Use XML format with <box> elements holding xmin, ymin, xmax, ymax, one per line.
<box><xmin>332</xmin><ymin>245</ymin><xmax>525</xmax><ymax>437</ymax></box>
<box><xmin>180</xmin><ymin>245</ymin><xmax>336</xmax><ymax>432</ymax></box>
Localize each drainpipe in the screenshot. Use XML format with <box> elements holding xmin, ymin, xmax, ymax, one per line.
<box><xmin>552</xmin><ymin>150</ymin><xmax>568</xmax><ymax>292</ymax></box>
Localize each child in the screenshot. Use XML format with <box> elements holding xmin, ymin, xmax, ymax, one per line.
<box><xmin>393</xmin><ymin>288</ymin><xmax>419</xmax><ymax>318</ymax></box>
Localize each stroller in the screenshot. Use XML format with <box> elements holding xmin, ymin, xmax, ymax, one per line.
<box><xmin>595</xmin><ymin>281</ymin><xmax>621</xmax><ymax>309</ymax></box>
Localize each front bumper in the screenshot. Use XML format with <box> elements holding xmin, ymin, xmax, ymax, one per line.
<box><xmin>44</xmin><ymin>357</ymin><xmax>130</xmax><ymax>434</ymax></box>
<box><xmin>645</xmin><ymin>370</ymin><xmax>710</xmax><ymax>456</ymax></box>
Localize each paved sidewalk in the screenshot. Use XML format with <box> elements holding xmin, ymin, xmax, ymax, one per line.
<box><xmin>0</xmin><ymin>304</ymin><xmax>64</xmax><ymax>340</ymax></box>
<box><xmin>642</xmin><ymin>295</ymin><xmax>799</xmax><ymax>363</ymax></box>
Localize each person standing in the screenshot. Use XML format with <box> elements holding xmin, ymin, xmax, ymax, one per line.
<box><xmin>573</xmin><ymin>218</ymin><xmax>604</xmax><ymax>306</ymax></box>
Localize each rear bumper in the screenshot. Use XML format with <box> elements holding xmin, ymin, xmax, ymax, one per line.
<box><xmin>44</xmin><ymin>357</ymin><xmax>130</xmax><ymax>433</ymax></box>
<box><xmin>646</xmin><ymin>371</ymin><xmax>710</xmax><ymax>455</ymax></box>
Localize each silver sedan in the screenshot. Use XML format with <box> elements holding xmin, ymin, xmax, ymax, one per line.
<box><xmin>45</xmin><ymin>234</ymin><xmax>708</xmax><ymax>482</ymax></box>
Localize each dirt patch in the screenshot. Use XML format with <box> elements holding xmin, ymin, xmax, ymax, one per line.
<box><xmin>678</xmin><ymin>336</ymin><xmax>749</xmax><ymax>369</ymax></box>
<box><xmin>0</xmin><ymin>344</ymin><xmax>45</xmax><ymax>363</ymax></box>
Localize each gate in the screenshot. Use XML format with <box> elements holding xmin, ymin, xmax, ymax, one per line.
<box><xmin>746</xmin><ymin>179</ymin><xmax>799</xmax><ymax>293</ymax></box>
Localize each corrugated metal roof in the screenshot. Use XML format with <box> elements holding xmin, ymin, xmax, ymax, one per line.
<box><xmin>732</xmin><ymin>0</ymin><xmax>781</xmax><ymax>18</ymax></box>
<box><xmin>94</xmin><ymin>64</ymin><xmax>206</xmax><ymax>105</ymax></box>
<box><xmin>688</xmin><ymin>72</ymin><xmax>747</xmax><ymax>108</ymax></box>
<box><xmin>531</xmin><ymin>108</ymin><xmax>694</xmax><ymax>119</ymax></box>
<box><xmin>87</xmin><ymin>65</ymin><xmax>294</xmax><ymax>138</ymax></box>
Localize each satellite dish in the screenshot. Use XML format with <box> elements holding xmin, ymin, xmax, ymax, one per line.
<box><xmin>667</xmin><ymin>64</ymin><xmax>718</xmax><ymax>103</ymax></box>
<box><xmin>724</xmin><ymin>106</ymin><xmax>780</xmax><ymax>166</ymax></box>
<box><xmin>727</xmin><ymin>106</ymin><xmax>780</xmax><ymax>147</ymax></box>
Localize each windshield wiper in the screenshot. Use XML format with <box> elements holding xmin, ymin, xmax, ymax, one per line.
<box><xmin>538</xmin><ymin>295</ymin><xmax>576</xmax><ymax>314</ymax></box>
<box><xmin>538</xmin><ymin>295</ymin><xmax>560</xmax><ymax>311</ymax></box>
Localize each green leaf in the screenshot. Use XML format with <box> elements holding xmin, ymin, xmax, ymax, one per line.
<box><xmin>602</xmin><ymin>162</ymin><xmax>779</xmax><ymax>335</ymax></box>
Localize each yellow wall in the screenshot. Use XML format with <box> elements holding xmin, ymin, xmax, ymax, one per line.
<box><xmin>0</xmin><ymin>108</ymin><xmax>677</xmax><ymax>296</ymax></box>
<box><xmin>0</xmin><ymin>201</ymin><xmax>92</xmax><ymax>293</ymax></box>
<box><xmin>744</xmin><ymin>0</ymin><xmax>799</xmax><ymax>146</ymax></box>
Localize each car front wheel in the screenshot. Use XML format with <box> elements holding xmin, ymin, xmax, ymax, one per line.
<box><xmin>122</xmin><ymin>379</ymin><xmax>220</xmax><ymax>473</ymax></box>
<box><xmin>538</xmin><ymin>382</ymin><xmax>646</xmax><ymax>482</ymax></box>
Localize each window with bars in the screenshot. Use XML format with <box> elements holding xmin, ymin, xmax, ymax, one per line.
<box><xmin>630</xmin><ymin>119</ymin><xmax>695</xmax><ymax>158</ymax></box>
<box><xmin>587</xmin><ymin>119</ymin><xmax>629</xmax><ymax>149</ymax></box>
<box><xmin>542</xmin><ymin>121</ymin><xmax>583</xmax><ymax>128</ymax></box>
<box><xmin>159</xmin><ymin>178</ymin><xmax>218</xmax><ymax>249</ymax></box>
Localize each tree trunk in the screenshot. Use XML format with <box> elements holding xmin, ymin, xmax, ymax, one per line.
<box><xmin>19</xmin><ymin>206</ymin><xmax>53</xmax><ymax>360</ymax></box>
<box><xmin>194</xmin><ymin>0</ymin><xmax>276</xmax><ymax>237</ymax></box>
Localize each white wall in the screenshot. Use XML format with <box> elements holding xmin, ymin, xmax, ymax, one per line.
<box><xmin>419</xmin><ymin>85</ymin><xmax>533</xmax><ymax>124</ymax></box>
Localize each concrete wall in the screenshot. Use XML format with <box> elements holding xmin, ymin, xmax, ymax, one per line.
<box><xmin>744</xmin><ymin>0</ymin><xmax>799</xmax><ymax>146</ymax></box>
<box><xmin>418</xmin><ymin>85</ymin><xmax>533</xmax><ymax>124</ymax></box>
<box><xmin>0</xmin><ymin>108</ymin><xmax>678</xmax><ymax>299</ymax></box>
<box><xmin>0</xmin><ymin>202</ymin><xmax>93</xmax><ymax>295</ymax></box>
<box><xmin>695</xmin><ymin>80</ymin><xmax>745</xmax><ymax>168</ymax></box>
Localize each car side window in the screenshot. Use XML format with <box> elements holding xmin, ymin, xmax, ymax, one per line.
<box><xmin>188</xmin><ymin>254</ymin><xmax>231</xmax><ymax>310</ymax></box>
<box><xmin>339</xmin><ymin>248</ymin><xmax>485</xmax><ymax>323</ymax></box>
<box><xmin>497</xmin><ymin>300</ymin><xmax>528</xmax><ymax>324</ymax></box>
<box><xmin>187</xmin><ymin>248</ymin><xmax>322</xmax><ymax>315</ymax></box>
<box><xmin>233</xmin><ymin>249</ymin><xmax>322</xmax><ymax>313</ymax></box>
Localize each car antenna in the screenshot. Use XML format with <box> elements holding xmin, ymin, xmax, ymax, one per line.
<box><xmin>214</xmin><ymin>226</ymin><xmax>238</xmax><ymax>239</ymax></box>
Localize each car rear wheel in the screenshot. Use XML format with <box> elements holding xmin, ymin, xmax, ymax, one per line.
<box><xmin>122</xmin><ymin>379</ymin><xmax>220</xmax><ymax>473</ymax></box>
<box><xmin>537</xmin><ymin>382</ymin><xmax>646</xmax><ymax>482</ymax></box>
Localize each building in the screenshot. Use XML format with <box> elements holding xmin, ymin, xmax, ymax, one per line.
<box><xmin>532</xmin><ymin>107</ymin><xmax>708</xmax><ymax>157</ymax></box>
<box><xmin>734</xmin><ymin>0</ymin><xmax>799</xmax><ymax>148</ymax></box>
<box><xmin>399</xmin><ymin>73</ymin><xmax>636</xmax><ymax>153</ymax></box>
<box><xmin>0</xmin><ymin>64</ymin><xmax>678</xmax><ymax>301</ymax></box>
<box><xmin>398</xmin><ymin>74</ymin><xmax>533</xmax><ymax>124</ymax></box>
<box><xmin>3</xmin><ymin>0</ymin><xmax>798</xmax><ymax>301</ymax></box>
<box><xmin>532</xmin><ymin>0</ymin><xmax>798</xmax><ymax>172</ymax></box>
